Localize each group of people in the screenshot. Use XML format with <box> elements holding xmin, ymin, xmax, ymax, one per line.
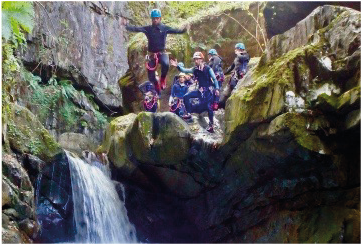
<box><xmin>126</xmin><ymin>9</ymin><xmax>250</xmax><ymax>133</ymax></box>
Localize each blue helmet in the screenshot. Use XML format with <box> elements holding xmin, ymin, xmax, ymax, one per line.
<box><xmin>208</xmin><ymin>49</ymin><xmax>218</xmax><ymax>55</ymax></box>
<box><xmin>150</xmin><ymin>9</ymin><xmax>161</xmax><ymax>18</ymax></box>
<box><xmin>235</xmin><ymin>43</ymin><xmax>245</xmax><ymax>50</ymax></box>
<box><xmin>178</xmin><ymin>62</ymin><xmax>184</xmax><ymax>68</ymax></box>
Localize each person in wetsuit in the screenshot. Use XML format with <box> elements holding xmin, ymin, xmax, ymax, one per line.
<box><xmin>125</xmin><ymin>9</ymin><xmax>187</xmax><ymax>95</ymax></box>
<box><xmin>170</xmin><ymin>52</ymin><xmax>220</xmax><ymax>133</ymax></box>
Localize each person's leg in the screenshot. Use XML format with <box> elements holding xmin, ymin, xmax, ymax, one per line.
<box><xmin>159</xmin><ymin>53</ymin><xmax>169</xmax><ymax>89</ymax></box>
<box><xmin>147</xmin><ymin>57</ymin><xmax>160</xmax><ymax>94</ymax></box>
<box><xmin>151</xmin><ymin>99</ymin><xmax>158</xmax><ymax>112</ymax></box>
<box><xmin>183</xmin><ymin>90</ymin><xmax>200</xmax><ymax>114</ymax></box>
<box><xmin>207</xmin><ymin>101</ymin><xmax>214</xmax><ymax>125</ymax></box>
<box><xmin>229</xmin><ymin>75</ymin><xmax>238</xmax><ymax>91</ymax></box>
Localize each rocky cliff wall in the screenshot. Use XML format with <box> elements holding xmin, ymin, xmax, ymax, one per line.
<box><xmin>22</xmin><ymin>1</ymin><xmax>130</xmax><ymax>111</ymax></box>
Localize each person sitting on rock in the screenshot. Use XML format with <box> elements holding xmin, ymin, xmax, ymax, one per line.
<box><xmin>224</xmin><ymin>43</ymin><xmax>250</xmax><ymax>91</ymax></box>
<box><xmin>208</xmin><ymin>49</ymin><xmax>224</xmax><ymax>110</ymax></box>
<box><xmin>169</xmin><ymin>73</ymin><xmax>189</xmax><ymax>117</ymax></box>
<box><xmin>125</xmin><ymin>9</ymin><xmax>187</xmax><ymax>95</ymax></box>
<box><xmin>138</xmin><ymin>81</ymin><xmax>158</xmax><ymax>112</ymax></box>
<box><xmin>170</xmin><ymin>52</ymin><xmax>220</xmax><ymax>133</ymax></box>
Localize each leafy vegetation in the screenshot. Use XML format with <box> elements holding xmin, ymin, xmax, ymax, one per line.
<box><xmin>2</xmin><ymin>2</ymin><xmax>35</xmax><ymax>138</ymax></box>
<box><xmin>2</xmin><ymin>1</ymin><xmax>34</xmax><ymax>41</ymax></box>
<box><xmin>2</xmin><ymin>1</ymin><xmax>108</xmax><ymax>143</ymax></box>
<box><xmin>22</xmin><ymin>70</ymin><xmax>108</xmax><ymax>131</ymax></box>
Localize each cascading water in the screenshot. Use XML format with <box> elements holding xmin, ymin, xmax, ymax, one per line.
<box><xmin>67</xmin><ymin>152</ymin><xmax>137</xmax><ymax>243</ymax></box>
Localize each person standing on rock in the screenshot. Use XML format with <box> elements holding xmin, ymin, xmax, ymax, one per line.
<box><xmin>208</xmin><ymin>49</ymin><xmax>224</xmax><ymax>87</ymax></box>
<box><xmin>224</xmin><ymin>43</ymin><xmax>250</xmax><ymax>91</ymax></box>
<box><xmin>125</xmin><ymin>9</ymin><xmax>187</xmax><ymax>96</ymax></box>
<box><xmin>170</xmin><ymin>52</ymin><xmax>220</xmax><ymax>133</ymax></box>
<box><xmin>208</xmin><ymin>49</ymin><xmax>224</xmax><ymax>110</ymax></box>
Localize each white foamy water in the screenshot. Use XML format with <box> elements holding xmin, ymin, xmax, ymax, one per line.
<box><xmin>67</xmin><ymin>152</ymin><xmax>137</xmax><ymax>243</ymax></box>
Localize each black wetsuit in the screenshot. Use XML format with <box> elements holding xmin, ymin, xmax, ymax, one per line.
<box><xmin>225</xmin><ymin>52</ymin><xmax>250</xmax><ymax>90</ymax></box>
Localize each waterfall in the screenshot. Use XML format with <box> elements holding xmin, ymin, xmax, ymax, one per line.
<box><xmin>67</xmin><ymin>152</ymin><xmax>137</xmax><ymax>243</ymax></box>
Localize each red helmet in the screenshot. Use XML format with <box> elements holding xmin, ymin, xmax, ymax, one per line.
<box><xmin>193</xmin><ymin>52</ymin><xmax>204</xmax><ymax>59</ymax></box>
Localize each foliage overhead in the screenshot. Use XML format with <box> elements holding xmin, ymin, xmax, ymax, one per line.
<box><xmin>2</xmin><ymin>1</ymin><xmax>34</xmax><ymax>41</ymax></box>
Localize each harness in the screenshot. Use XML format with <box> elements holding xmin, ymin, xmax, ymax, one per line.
<box><xmin>144</xmin><ymin>95</ymin><xmax>158</xmax><ymax>110</ymax></box>
<box><xmin>145</xmin><ymin>52</ymin><xmax>160</xmax><ymax>71</ymax></box>
<box><xmin>145</xmin><ymin>51</ymin><xmax>171</xmax><ymax>71</ymax></box>
<box><xmin>169</xmin><ymin>98</ymin><xmax>184</xmax><ymax>112</ymax></box>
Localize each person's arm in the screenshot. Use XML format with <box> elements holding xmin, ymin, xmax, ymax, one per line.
<box><xmin>166</xmin><ymin>25</ymin><xmax>187</xmax><ymax>34</ymax></box>
<box><xmin>224</xmin><ymin>63</ymin><xmax>235</xmax><ymax>75</ymax></box>
<box><xmin>177</xmin><ymin>66</ymin><xmax>195</xmax><ymax>74</ymax></box>
<box><xmin>209</xmin><ymin>68</ymin><xmax>219</xmax><ymax>90</ymax></box>
<box><xmin>125</xmin><ymin>24</ymin><xmax>148</xmax><ymax>33</ymax></box>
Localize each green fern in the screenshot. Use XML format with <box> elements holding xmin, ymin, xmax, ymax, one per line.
<box><xmin>59</xmin><ymin>80</ymin><xmax>77</xmax><ymax>99</ymax></box>
<box><xmin>2</xmin><ymin>1</ymin><xmax>34</xmax><ymax>41</ymax></box>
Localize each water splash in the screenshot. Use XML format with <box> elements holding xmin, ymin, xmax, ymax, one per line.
<box><xmin>67</xmin><ymin>152</ymin><xmax>137</xmax><ymax>243</ymax></box>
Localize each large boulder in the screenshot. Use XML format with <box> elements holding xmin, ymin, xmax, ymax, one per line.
<box><xmin>4</xmin><ymin>103</ymin><xmax>62</xmax><ymax>161</ymax></box>
<box><xmin>224</xmin><ymin>5</ymin><xmax>361</xmax><ymax>145</ymax></box>
<box><xmin>99</xmin><ymin>112</ymin><xmax>192</xmax><ymax>172</ymax></box>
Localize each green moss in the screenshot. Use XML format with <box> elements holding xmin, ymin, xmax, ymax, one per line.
<box><xmin>119</xmin><ymin>71</ymin><xmax>134</xmax><ymax>87</ymax></box>
<box><xmin>6</xmin><ymin>103</ymin><xmax>62</xmax><ymax>161</ymax></box>
<box><xmin>127</xmin><ymin>1</ymin><xmax>151</xmax><ymax>26</ymax></box>
<box><xmin>337</xmin><ymin>86</ymin><xmax>361</xmax><ymax>110</ymax></box>
<box><xmin>316</xmin><ymin>93</ymin><xmax>339</xmax><ymax>110</ymax></box>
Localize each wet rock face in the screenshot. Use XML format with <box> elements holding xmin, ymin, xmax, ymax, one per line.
<box><xmin>35</xmin><ymin>152</ymin><xmax>75</xmax><ymax>243</ymax></box>
<box><xmin>105</xmin><ymin>5</ymin><xmax>360</xmax><ymax>243</ymax></box>
<box><xmin>22</xmin><ymin>1</ymin><xmax>130</xmax><ymax>111</ymax></box>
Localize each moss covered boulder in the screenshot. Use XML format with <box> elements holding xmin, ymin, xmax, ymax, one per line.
<box><xmin>4</xmin><ymin>103</ymin><xmax>62</xmax><ymax>161</ymax></box>
<box><xmin>99</xmin><ymin>112</ymin><xmax>191</xmax><ymax>169</ymax></box>
<box><xmin>128</xmin><ymin>112</ymin><xmax>191</xmax><ymax>164</ymax></box>
<box><xmin>97</xmin><ymin>113</ymin><xmax>138</xmax><ymax>175</ymax></box>
<box><xmin>224</xmin><ymin>5</ymin><xmax>360</xmax><ymax>145</ymax></box>
<box><xmin>258</xmin><ymin>112</ymin><xmax>332</xmax><ymax>154</ymax></box>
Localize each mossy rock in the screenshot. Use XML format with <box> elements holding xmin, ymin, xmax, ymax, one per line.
<box><xmin>127</xmin><ymin>112</ymin><xmax>191</xmax><ymax>164</ymax></box>
<box><xmin>223</xmin><ymin>46</ymin><xmax>308</xmax><ymax>143</ymax></box>
<box><xmin>5</xmin><ymin>103</ymin><xmax>62</xmax><ymax>161</ymax></box>
<box><xmin>337</xmin><ymin>86</ymin><xmax>361</xmax><ymax>113</ymax></box>
<box><xmin>262</xmin><ymin>112</ymin><xmax>330</xmax><ymax>154</ymax></box>
<box><xmin>97</xmin><ymin>113</ymin><xmax>137</xmax><ymax>175</ymax></box>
